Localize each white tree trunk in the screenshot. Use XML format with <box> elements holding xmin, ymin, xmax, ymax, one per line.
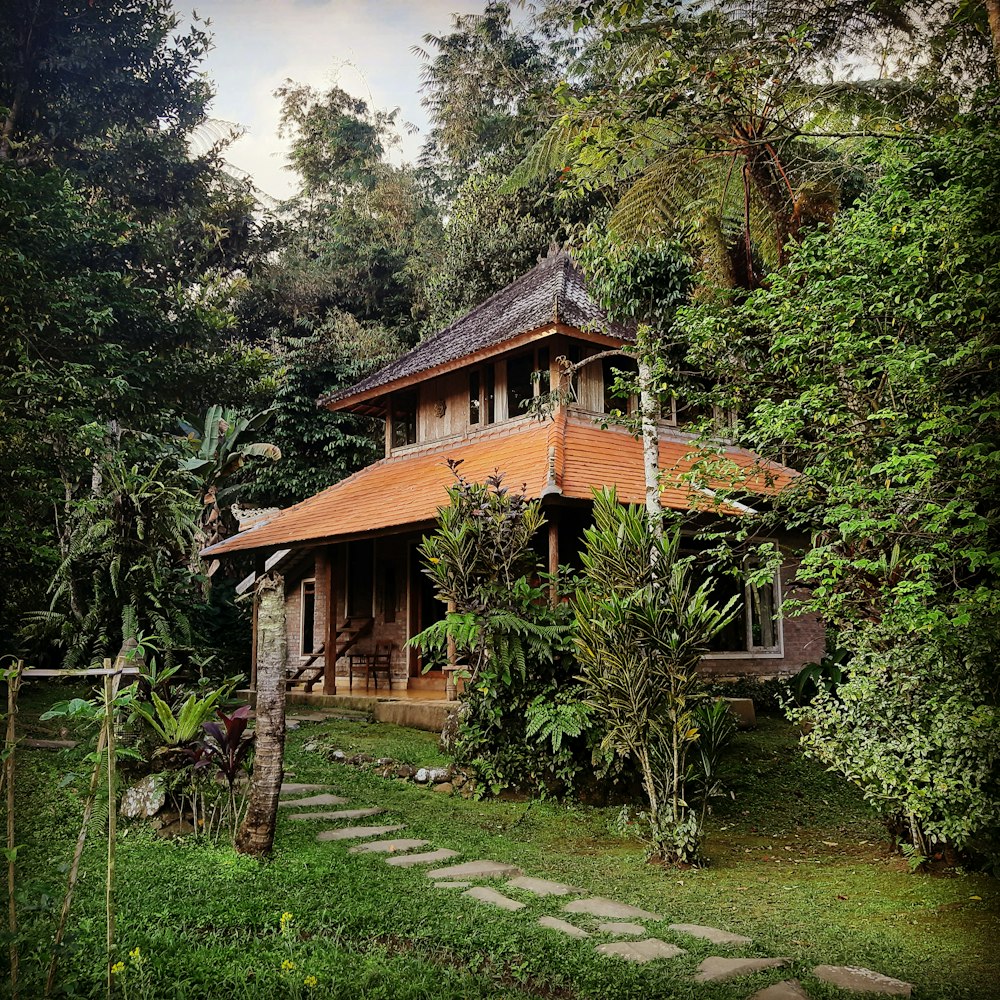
<box><xmin>637</xmin><ymin>353</ymin><xmax>663</xmax><ymax>538</ymax></box>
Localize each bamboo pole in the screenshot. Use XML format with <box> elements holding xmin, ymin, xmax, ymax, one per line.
<box><xmin>103</xmin><ymin>666</ymin><xmax>117</xmax><ymax>999</ymax></box>
<box><xmin>6</xmin><ymin>659</ymin><xmax>24</xmax><ymax>1000</ymax></box>
<box><xmin>45</xmin><ymin>705</ymin><xmax>111</xmax><ymax>995</ymax></box>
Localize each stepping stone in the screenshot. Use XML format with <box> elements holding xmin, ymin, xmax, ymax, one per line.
<box><xmin>433</xmin><ymin>881</ymin><xmax>472</xmax><ymax>889</ymax></box>
<box><xmin>695</xmin><ymin>957</ymin><xmax>787</xmax><ymax>983</ymax></box>
<box><xmin>427</xmin><ymin>860</ymin><xmax>522</xmax><ymax>880</ymax></box>
<box><xmin>538</xmin><ymin>916</ymin><xmax>590</xmax><ymax>939</ymax></box>
<box><xmin>563</xmin><ymin>897</ymin><xmax>661</xmax><ymax>921</ymax></box>
<box><xmin>596</xmin><ymin>939</ymin><xmax>685</xmax><ymax>963</ymax></box>
<box><xmin>316</xmin><ymin>824</ymin><xmax>404</xmax><ymax>842</ymax></box>
<box><xmin>749</xmin><ymin>981</ymin><xmax>810</xmax><ymax>1000</ymax></box>
<box><xmin>287</xmin><ymin>711</ymin><xmax>329</xmax><ymax>722</ymax></box>
<box><xmin>279</xmin><ymin>793</ymin><xmax>348</xmax><ymax>808</ymax></box>
<box><xmin>506</xmin><ymin>876</ymin><xmax>578</xmax><ymax>896</ymax></box>
<box><xmin>348</xmin><ymin>839</ymin><xmax>429</xmax><ymax>854</ymax></box>
<box><xmin>813</xmin><ymin>966</ymin><xmax>912</xmax><ymax>996</ymax></box>
<box><xmin>384</xmin><ymin>848</ymin><xmax>460</xmax><ymax>867</ymax></box>
<box><xmin>288</xmin><ymin>808</ymin><xmax>384</xmax><ymax>821</ymax></box>
<box><xmin>669</xmin><ymin>922</ymin><xmax>752</xmax><ymax>945</ymax></box>
<box><xmin>462</xmin><ymin>886</ymin><xmax>525</xmax><ymax>911</ymax></box>
<box><xmin>280</xmin><ymin>783</ymin><xmax>331</xmax><ymax>795</ymax></box>
<box><xmin>598</xmin><ymin>922</ymin><xmax>647</xmax><ymax>937</ymax></box>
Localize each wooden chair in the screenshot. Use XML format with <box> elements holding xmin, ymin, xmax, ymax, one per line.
<box><xmin>369</xmin><ymin>642</ymin><xmax>393</xmax><ymax>688</ymax></box>
<box><xmin>348</xmin><ymin>643</ymin><xmax>393</xmax><ymax>690</ymax></box>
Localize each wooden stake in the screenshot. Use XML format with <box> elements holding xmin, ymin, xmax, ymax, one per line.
<box><xmin>103</xmin><ymin>666</ymin><xmax>117</xmax><ymax>998</ymax></box>
<box><xmin>6</xmin><ymin>659</ymin><xmax>24</xmax><ymax>1000</ymax></box>
<box><xmin>46</xmin><ymin>669</ymin><xmax>119</xmax><ymax>997</ymax></box>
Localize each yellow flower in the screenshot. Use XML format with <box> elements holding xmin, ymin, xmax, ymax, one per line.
<box><xmin>303</xmin><ymin>975</ymin><xmax>318</xmax><ymax>988</ymax></box>
<box><xmin>111</xmin><ymin>962</ymin><xmax>125</xmax><ymax>975</ymax></box>
<box><xmin>280</xmin><ymin>911</ymin><xmax>294</xmax><ymax>928</ymax></box>
<box><xmin>129</xmin><ymin>947</ymin><xmax>143</xmax><ymax>965</ymax></box>
<box><xmin>281</xmin><ymin>959</ymin><xmax>296</xmax><ymax>972</ymax></box>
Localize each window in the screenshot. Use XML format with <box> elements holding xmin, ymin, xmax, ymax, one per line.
<box><xmin>485</xmin><ymin>365</ymin><xmax>495</xmax><ymax>423</ymax></box>
<box><xmin>391</xmin><ymin>392</ymin><xmax>417</xmax><ymax>448</ymax></box>
<box><xmin>692</xmin><ymin>556</ymin><xmax>782</xmax><ymax>655</ymax></box>
<box><xmin>506</xmin><ymin>348</ymin><xmax>550</xmax><ymax>418</ymax></box>
<box><xmin>469</xmin><ymin>370</ymin><xmax>481</xmax><ymax>425</ymax></box>
<box><xmin>506</xmin><ymin>353</ymin><xmax>535</xmax><ymax>417</ymax></box>
<box><xmin>602</xmin><ymin>356</ymin><xmax>638</xmax><ymax>414</ymax></box>
<box><xmin>300</xmin><ymin>579</ymin><xmax>316</xmax><ymax>656</ymax></box>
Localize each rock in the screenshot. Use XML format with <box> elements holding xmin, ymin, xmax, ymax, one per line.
<box><xmin>302</xmin><ymin>740</ymin><xmax>321</xmax><ymax>753</ymax></box>
<box><xmin>668</xmin><ymin>923</ymin><xmax>752</xmax><ymax>945</ymax></box>
<box><xmin>427</xmin><ymin>859</ymin><xmax>522</xmax><ymax>880</ymax></box>
<box><xmin>813</xmin><ymin>966</ymin><xmax>913</xmax><ymax>996</ymax></box>
<box><xmin>290</xmin><ymin>711</ymin><xmax>328</xmax><ymax>723</ymax></box>
<box><xmin>451</xmin><ymin>774</ymin><xmax>466</xmax><ymax>789</ymax></box>
<box><xmin>695</xmin><ymin>958</ymin><xmax>787</xmax><ymax>983</ymax></box>
<box><xmin>316</xmin><ymin>824</ymin><xmax>405</xmax><ymax>842</ymax></box>
<box><xmin>348</xmin><ymin>839</ymin><xmax>430</xmax><ymax>854</ymax></box>
<box><xmin>385</xmin><ymin>848</ymin><xmax>460</xmax><ymax>867</ymax></box>
<box><xmin>598</xmin><ymin>922</ymin><xmax>647</xmax><ymax>937</ymax></box>
<box><xmin>563</xmin><ymin>898</ymin><xmax>661</xmax><ymax>921</ymax></box>
<box><xmin>277</xmin><ymin>793</ymin><xmax>348</xmax><ymax>808</ymax></box>
<box><xmin>462</xmin><ymin>887</ymin><xmax>525</xmax><ymax>911</ymax></box>
<box><xmin>287</xmin><ymin>808</ymin><xmax>384</xmax><ymax>821</ymax></box>
<box><xmin>538</xmin><ymin>916</ymin><xmax>590</xmax><ymax>939</ymax></box>
<box><xmin>428</xmin><ymin>767</ymin><xmax>449</xmax><ymax>782</ymax></box>
<box><xmin>120</xmin><ymin>775</ymin><xmax>166</xmax><ymax>820</ymax></box>
<box><xmin>596</xmin><ymin>939</ymin><xmax>685</xmax><ymax>963</ymax></box>
<box><xmin>331</xmin><ymin>750</ymin><xmax>347</xmax><ymax>762</ymax></box>
<box><xmin>154</xmin><ymin>816</ymin><xmax>195</xmax><ymax>839</ymax></box>
<box><xmin>414</xmin><ymin>768</ymin><xmax>430</xmax><ymax>784</ymax></box>
<box><xmin>395</xmin><ymin>764</ymin><xmax>416</xmax><ymax>779</ymax></box>
<box><xmin>350</xmin><ymin>752</ymin><xmax>374</xmax><ymax>765</ymax></box>
<box><xmin>376</xmin><ymin>757</ymin><xmax>394</xmax><ymax>766</ymax></box>
<box><xmin>285</xmin><ymin>720</ymin><xmax>300</xmax><ymax>730</ymax></box>
<box><xmin>749</xmin><ymin>981</ymin><xmax>810</xmax><ymax>1000</ymax></box>
<box><xmin>461</xmin><ymin>780</ymin><xmax>476</xmax><ymax>798</ymax></box>
<box><xmin>432</xmin><ymin>782</ymin><xmax>454</xmax><ymax>794</ymax></box>
<box><xmin>280</xmin><ymin>783</ymin><xmax>329</xmax><ymax>794</ymax></box>
<box><xmin>506</xmin><ymin>876</ymin><xmax>578</xmax><ymax>897</ymax></box>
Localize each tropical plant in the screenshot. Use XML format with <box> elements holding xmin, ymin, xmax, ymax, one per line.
<box><xmin>574</xmin><ymin>489</ymin><xmax>735</xmax><ymax>862</ymax></box>
<box><xmin>177</xmin><ymin>404</ymin><xmax>281</xmax><ymax>554</ymax></box>
<box><xmin>200</xmin><ymin>704</ymin><xmax>254</xmax><ymax>840</ymax></box>
<box><xmin>132</xmin><ymin>689</ymin><xmax>226</xmax><ymax>749</ymax></box>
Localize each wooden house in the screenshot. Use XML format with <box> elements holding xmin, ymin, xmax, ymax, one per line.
<box><xmin>204</xmin><ymin>249</ymin><xmax>824</xmax><ymax>698</ymax></box>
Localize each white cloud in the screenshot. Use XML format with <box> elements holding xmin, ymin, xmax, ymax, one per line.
<box><xmin>186</xmin><ymin>0</ymin><xmax>485</xmax><ymax>198</ymax></box>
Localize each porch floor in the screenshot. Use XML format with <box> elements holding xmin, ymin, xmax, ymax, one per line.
<box><xmin>280</xmin><ymin>683</ymin><xmax>457</xmax><ymax>734</ymax></box>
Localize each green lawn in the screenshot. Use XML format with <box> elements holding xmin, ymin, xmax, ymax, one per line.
<box><xmin>9</xmin><ymin>689</ymin><xmax>998</xmax><ymax>999</ymax></box>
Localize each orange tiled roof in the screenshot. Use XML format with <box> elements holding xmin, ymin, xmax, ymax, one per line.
<box><xmin>204</xmin><ymin>413</ymin><xmax>793</xmax><ymax>556</ymax></box>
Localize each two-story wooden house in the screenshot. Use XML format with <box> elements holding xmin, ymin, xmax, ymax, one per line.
<box><xmin>205</xmin><ymin>249</ymin><xmax>824</xmax><ymax>698</ymax></box>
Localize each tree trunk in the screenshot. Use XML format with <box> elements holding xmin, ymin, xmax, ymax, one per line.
<box><xmin>985</xmin><ymin>0</ymin><xmax>1000</xmax><ymax>77</ymax></box>
<box><xmin>636</xmin><ymin>330</ymin><xmax>663</xmax><ymax>539</ymax></box>
<box><xmin>235</xmin><ymin>572</ymin><xmax>287</xmax><ymax>858</ymax></box>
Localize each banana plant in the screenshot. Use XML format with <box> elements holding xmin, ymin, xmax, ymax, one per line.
<box><xmin>177</xmin><ymin>405</ymin><xmax>281</xmax><ymax>569</ymax></box>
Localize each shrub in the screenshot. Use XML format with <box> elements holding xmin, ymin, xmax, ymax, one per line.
<box><xmin>787</xmin><ymin>642</ymin><xmax>1000</xmax><ymax>865</ymax></box>
<box><xmin>574</xmin><ymin>489</ymin><xmax>735</xmax><ymax>862</ymax></box>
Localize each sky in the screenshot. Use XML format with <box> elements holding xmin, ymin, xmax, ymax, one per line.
<box><xmin>186</xmin><ymin>0</ymin><xmax>486</xmax><ymax>199</ymax></box>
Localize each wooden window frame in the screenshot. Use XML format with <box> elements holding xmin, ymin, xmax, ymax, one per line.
<box><xmin>300</xmin><ymin>578</ymin><xmax>316</xmax><ymax>658</ymax></box>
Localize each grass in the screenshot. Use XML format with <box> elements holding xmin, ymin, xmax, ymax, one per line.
<box><xmin>8</xmin><ymin>686</ymin><xmax>998</xmax><ymax>1000</ymax></box>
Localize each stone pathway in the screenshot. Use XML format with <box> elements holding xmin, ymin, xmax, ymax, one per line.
<box><xmin>279</xmin><ymin>783</ymin><xmax>915</xmax><ymax>997</ymax></box>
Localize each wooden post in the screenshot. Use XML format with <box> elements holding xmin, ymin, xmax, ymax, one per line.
<box><xmin>236</xmin><ymin>573</ymin><xmax>286</xmax><ymax>858</ymax></box>
<box><xmin>103</xmin><ymin>665</ymin><xmax>116</xmax><ymax>998</ymax></box>
<box><xmin>547</xmin><ymin>516</ymin><xmax>560</xmax><ymax>606</ymax></box>
<box><xmin>6</xmin><ymin>660</ymin><xmax>24</xmax><ymax>1000</ymax></box>
<box><xmin>323</xmin><ymin>545</ymin><xmax>338</xmax><ymax>696</ymax></box>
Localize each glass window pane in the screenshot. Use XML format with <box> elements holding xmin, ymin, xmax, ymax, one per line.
<box><xmin>507</xmin><ymin>353</ymin><xmax>534</xmax><ymax>417</ymax></box>
<box><xmin>469</xmin><ymin>371</ymin><xmax>481</xmax><ymax>425</ymax></box>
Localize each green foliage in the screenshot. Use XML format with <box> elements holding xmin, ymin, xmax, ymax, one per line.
<box><xmin>132</xmin><ymin>689</ymin><xmax>225</xmax><ymax>747</ymax></box>
<box><xmin>575</xmin><ymin>490</ymin><xmax>736</xmax><ymax>861</ymax></box>
<box><xmin>789</xmin><ymin>648</ymin><xmax>851</xmax><ymax>706</ymax></box>
<box><xmin>412</xmin><ymin>466</ymin><xmax>596</xmax><ymax>796</ymax></box>
<box><xmin>787</xmin><ymin>642</ymin><xmax>1000</xmax><ymax>863</ymax></box>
